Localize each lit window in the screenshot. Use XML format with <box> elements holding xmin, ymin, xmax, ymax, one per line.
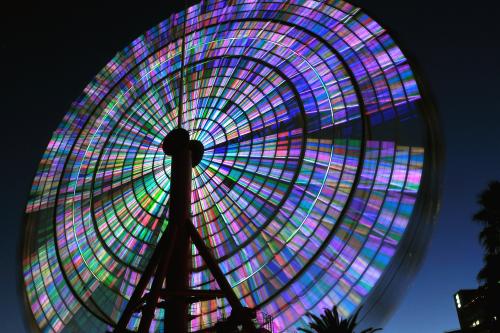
<box><xmin>455</xmin><ymin>294</ymin><xmax>462</xmax><ymax>309</ymax></box>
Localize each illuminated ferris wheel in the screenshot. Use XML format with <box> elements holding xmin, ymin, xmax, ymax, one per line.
<box><xmin>22</xmin><ymin>0</ymin><xmax>441</xmax><ymax>332</ymax></box>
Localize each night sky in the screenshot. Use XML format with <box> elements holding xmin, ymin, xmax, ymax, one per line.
<box><xmin>2</xmin><ymin>1</ymin><xmax>499</xmax><ymax>332</ymax></box>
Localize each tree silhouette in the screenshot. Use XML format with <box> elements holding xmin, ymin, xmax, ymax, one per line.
<box><xmin>298</xmin><ymin>306</ymin><xmax>381</xmax><ymax>333</ymax></box>
<box><xmin>473</xmin><ymin>181</ymin><xmax>500</xmax><ymax>330</ymax></box>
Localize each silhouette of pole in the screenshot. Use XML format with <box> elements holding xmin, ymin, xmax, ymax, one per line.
<box><xmin>162</xmin><ymin>128</ymin><xmax>192</xmax><ymax>332</ymax></box>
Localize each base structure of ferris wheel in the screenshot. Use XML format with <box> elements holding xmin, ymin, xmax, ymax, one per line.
<box><xmin>112</xmin><ymin>128</ymin><xmax>265</xmax><ymax>333</ymax></box>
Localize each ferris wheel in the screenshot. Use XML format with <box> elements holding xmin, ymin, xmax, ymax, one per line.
<box><xmin>21</xmin><ymin>0</ymin><xmax>441</xmax><ymax>332</ymax></box>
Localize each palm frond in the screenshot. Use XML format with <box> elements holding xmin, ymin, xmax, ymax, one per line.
<box><xmin>360</xmin><ymin>328</ymin><xmax>383</xmax><ymax>333</ymax></box>
<box><xmin>298</xmin><ymin>305</ymin><xmax>382</xmax><ymax>333</ymax></box>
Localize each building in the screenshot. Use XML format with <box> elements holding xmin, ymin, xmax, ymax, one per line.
<box><xmin>446</xmin><ymin>288</ymin><xmax>497</xmax><ymax>333</ymax></box>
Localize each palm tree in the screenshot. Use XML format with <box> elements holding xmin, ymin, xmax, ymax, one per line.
<box><xmin>298</xmin><ymin>306</ymin><xmax>381</xmax><ymax>333</ymax></box>
<box><xmin>473</xmin><ymin>181</ymin><xmax>500</xmax><ymax>330</ymax></box>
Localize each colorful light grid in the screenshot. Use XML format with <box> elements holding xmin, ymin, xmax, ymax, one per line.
<box><xmin>22</xmin><ymin>1</ymin><xmax>437</xmax><ymax>332</ymax></box>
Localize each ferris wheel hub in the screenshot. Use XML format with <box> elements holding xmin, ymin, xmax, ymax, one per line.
<box><xmin>162</xmin><ymin>128</ymin><xmax>204</xmax><ymax>167</ymax></box>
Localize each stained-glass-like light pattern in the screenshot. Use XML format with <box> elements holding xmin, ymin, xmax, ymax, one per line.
<box><xmin>22</xmin><ymin>1</ymin><xmax>438</xmax><ymax>332</ymax></box>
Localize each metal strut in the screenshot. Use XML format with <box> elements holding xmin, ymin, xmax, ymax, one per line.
<box><xmin>113</xmin><ymin>128</ymin><xmax>257</xmax><ymax>333</ymax></box>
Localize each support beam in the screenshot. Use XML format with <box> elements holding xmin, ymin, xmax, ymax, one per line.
<box><xmin>187</xmin><ymin>220</ymin><xmax>257</xmax><ymax>333</ymax></box>
<box><xmin>114</xmin><ymin>219</ymin><xmax>176</xmax><ymax>332</ymax></box>
<box><xmin>113</xmin><ymin>128</ymin><xmax>256</xmax><ymax>333</ymax></box>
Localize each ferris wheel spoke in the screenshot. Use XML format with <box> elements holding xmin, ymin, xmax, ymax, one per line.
<box><xmin>106</xmin><ymin>106</ymin><xmax>164</xmax><ymax>147</ymax></box>
<box><xmin>94</xmin><ymin>147</ymin><xmax>164</xmax><ymax>178</ymax></box>
<box><xmin>195</xmin><ymin>167</ymin><xmax>254</xmax><ymax>228</ymax></box>
<box><xmin>192</xmin><ymin>175</ymin><xmax>256</xmax><ymax>259</ymax></box>
<box><xmin>192</xmin><ymin>169</ymin><xmax>247</xmax><ymax>255</ymax></box>
<box><xmin>91</xmin><ymin>161</ymin><xmax>169</xmax><ymax>203</ymax></box>
<box><xmin>134</xmin><ymin>87</ymin><xmax>177</xmax><ymax>137</ymax></box>
<box><xmin>191</xmin><ymin>36</ymin><xmax>257</xmax><ymax>121</ymax></box>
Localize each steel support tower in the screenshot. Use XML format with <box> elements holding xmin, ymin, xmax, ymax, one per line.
<box><xmin>113</xmin><ymin>128</ymin><xmax>257</xmax><ymax>333</ymax></box>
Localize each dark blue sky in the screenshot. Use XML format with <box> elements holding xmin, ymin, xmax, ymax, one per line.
<box><xmin>2</xmin><ymin>1</ymin><xmax>499</xmax><ymax>332</ymax></box>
